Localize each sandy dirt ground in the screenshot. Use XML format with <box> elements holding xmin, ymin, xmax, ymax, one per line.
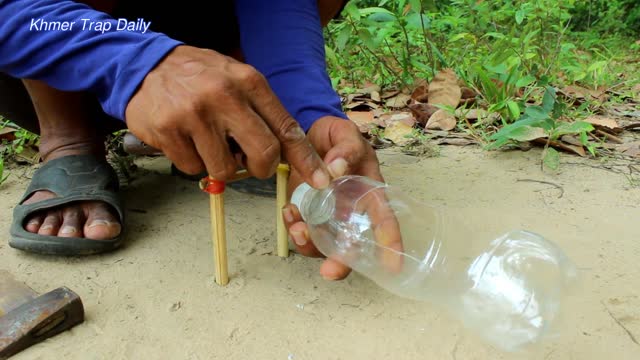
<box><xmin>1</xmin><ymin>146</ymin><xmax>639</xmax><ymax>360</ymax></box>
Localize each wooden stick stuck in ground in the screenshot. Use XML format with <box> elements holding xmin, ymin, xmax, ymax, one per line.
<box><xmin>210</xmin><ymin>190</ymin><xmax>229</xmax><ymax>286</ymax></box>
<box><xmin>276</xmin><ymin>164</ymin><xmax>290</xmax><ymax>258</ymax></box>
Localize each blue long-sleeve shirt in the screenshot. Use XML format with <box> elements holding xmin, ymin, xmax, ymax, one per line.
<box><xmin>0</xmin><ymin>0</ymin><xmax>346</xmax><ymax>131</ymax></box>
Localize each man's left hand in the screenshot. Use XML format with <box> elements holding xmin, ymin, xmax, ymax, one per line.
<box><xmin>281</xmin><ymin>116</ymin><xmax>385</xmax><ymax>281</ymax></box>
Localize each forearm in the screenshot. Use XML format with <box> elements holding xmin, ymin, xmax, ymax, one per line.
<box><xmin>0</xmin><ymin>0</ymin><xmax>182</xmax><ymax>120</ymax></box>
<box><xmin>235</xmin><ymin>0</ymin><xmax>347</xmax><ymax>132</ymax></box>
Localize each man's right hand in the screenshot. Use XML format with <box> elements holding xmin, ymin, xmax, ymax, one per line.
<box><xmin>125</xmin><ymin>45</ymin><xmax>331</xmax><ymax>188</ymax></box>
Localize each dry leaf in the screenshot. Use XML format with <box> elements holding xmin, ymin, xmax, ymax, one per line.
<box><xmin>460</xmin><ymin>87</ymin><xmax>477</xmax><ymax>99</ymax></box>
<box><xmin>0</xmin><ymin>126</ymin><xmax>18</xmax><ymax>141</ymax></box>
<box><xmin>370</xmin><ymin>91</ymin><xmax>381</xmax><ymax>103</ymax></box>
<box><xmin>14</xmin><ymin>146</ymin><xmax>41</xmax><ymax>164</ymax></box>
<box><xmin>383</xmin><ymin>121</ymin><xmax>414</xmax><ymax>146</ymax></box>
<box><xmin>434</xmin><ymin>137</ymin><xmax>475</xmax><ymax>146</ymax></box>
<box><xmin>560</xmin><ymin>135</ymin><xmax>583</xmax><ymax>147</ymax></box>
<box><xmin>346</xmin><ymin>111</ymin><xmax>376</xmax><ymax>133</ymax></box>
<box><xmin>425</xmin><ymin>109</ymin><xmax>457</xmax><ymax>131</ymax></box>
<box><xmin>346</xmin><ymin>93</ymin><xmax>363</xmax><ymax>104</ymax></box>
<box><xmin>345</xmin><ymin>101</ymin><xmax>366</xmax><ymax>109</ymax></box>
<box><xmin>358</xmin><ymin>83</ymin><xmax>381</xmax><ymax>95</ymax></box>
<box><xmin>616</xmin><ymin>141</ymin><xmax>640</xmax><ymax>157</ymax></box>
<box><xmin>559</xmin><ymin>143</ymin><xmax>586</xmax><ymax>157</ymax></box>
<box><xmin>584</xmin><ymin>115</ymin><xmax>621</xmax><ymax>132</ymax></box>
<box><xmin>388</xmin><ymin>112</ymin><xmax>416</xmax><ymax>127</ymax></box>
<box><xmin>409</xmin><ymin>103</ymin><xmax>439</xmax><ymax>125</ymax></box>
<box><xmin>377</xmin><ymin>111</ymin><xmax>416</xmax><ymax>127</ymax></box>
<box><xmin>532</xmin><ymin>138</ymin><xmax>586</xmax><ymax>157</ymax></box>
<box><xmin>560</xmin><ymin>85</ymin><xmax>609</xmax><ymax>103</ymax></box>
<box><xmin>380</xmin><ymin>89</ymin><xmax>401</xmax><ymax>99</ymax></box>
<box><xmin>459</xmin><ymin>87</ymin><xmax>477</xmax><ymax>106</ymax></box>
<box><xmin>385</xmin><ymin>93</ymin><xmax>412</xmax><ymax>109</ymax></box>
<box><xmin>410</xmin><ymin>85</ymin><xmax>429</xmax><ymax>103</ymax></box>
<box><xmin>428</xmin><ymin>68</ymin><xmax>462</xmax><ymax>109</ymax></box>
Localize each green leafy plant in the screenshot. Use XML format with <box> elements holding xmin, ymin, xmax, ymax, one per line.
<box><xmin>486</xmin><ymin>86</ymin><xmax>595</xmax><ymax>169</ymax></box>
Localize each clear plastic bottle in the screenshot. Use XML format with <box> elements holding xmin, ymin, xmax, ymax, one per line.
<box><xmin>291</xmin><ymin>175</ymin><xmax>578</xmax><ymax>352</ymax></box>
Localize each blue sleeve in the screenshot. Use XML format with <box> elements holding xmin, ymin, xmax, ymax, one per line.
<box><xmin>0</xmin><ymin>0</ymin><xmax>183</xmax><ymax>121</ymax></box>
<box><xmin>235</xmin><ymin>0</ymin><xmax>347</xmax><ymax>132</ymax></box>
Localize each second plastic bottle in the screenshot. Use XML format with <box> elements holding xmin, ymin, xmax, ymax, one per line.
<box><xmin>291</xmin><ymin>175</ymin><xmax>578</xmax><ymax>352</ymax></box>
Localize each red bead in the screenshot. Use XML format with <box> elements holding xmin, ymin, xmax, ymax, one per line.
<box><xmin>200</xmin><ymin>177</ymin><xmax>226</xmax><ymax>195</ymax></box>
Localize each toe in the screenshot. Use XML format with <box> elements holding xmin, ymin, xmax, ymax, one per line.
<box><xmin>24</xmin><ymin>213</ymin><xmax>45</xmax><ymax>233</ymax></box>
<box><xmin>83</xmin><ymin>202</ymin><xmax>121</xmax><ymax>240</ymax></box>
<box><xmin>58</xmin><ymin>206</ymin><xmax>84</xmax><ymax>238</ymax></box>
<box><xmin>38</xmin><ymin>211</ymin><xmax>62</xmax><ymax>236</ymax></box>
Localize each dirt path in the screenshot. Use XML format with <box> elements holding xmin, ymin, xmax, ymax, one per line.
<box><xmin>1</xmin><ymin>146</ymin><xmax>638</xmax><ymax>360</ymax></box>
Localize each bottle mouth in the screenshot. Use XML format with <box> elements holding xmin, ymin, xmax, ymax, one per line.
<box><xmin>290</xmin><ymin>182</ymin><xmax>337</xmax><ymax>225</ymax></box>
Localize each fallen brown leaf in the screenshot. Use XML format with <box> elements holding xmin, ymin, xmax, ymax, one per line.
<box><xmin>358</xmin><ymin>83</ymin><xmax>381</xmax><ymax>95</ymax></box>
<box><xmin>434</xmin><ymin>137</ymin><xmax>475</xmax><ymax>146</ymax></box>
<box><xmin>560</xmin><ymin>85</ymin><xmax>609</xmax><ymax>103</ymax></box>
<box><xmin>428</xmin><ymin>68</ymin><xmax>462</xmax><ymax>109</ymax></box>
<box><xmin>409</xmin><ymin>103</ymin><xmax>439</xmax><ymax>125</ymax></box>
<box><xmin>377</xmin><ymin>111</ymin><xmax>415</xmax><ymax>127</ymax></box>
<box><xmin>345</xmin><ymin>101</ymin><xmax>379</xmax><ymax>111</ymax></box>
<box><xmin>460</xmin><ymin>87</ymin><xmax>477</xmax><ymax>99</ymax></box>
<box><xmin>380</xmin><ymin>89</ymin><xmax>401</xmax><ymax>99</ymax></box>
<box><xmin>385</xmin><ymin>93</ymin><xmax>412</xmax><ymax>109</ymax></box>
<box><xmin>459</xmin><ymin>87</ymin><xmax>477</xmax><ymax>106</ymax></box>
<box><xmin>388</xmin><ymin>112</ymin><xmax>416</xmax><ymax>127</ymax></box>
<box><xmin>14</xmin><ymin>146</ymin><xmax>41</xmax><ymax>164</ymax></box>
<box><xmin>370</xmin><ymin>91</ymin><xmax>381</xmax><ymax>103</ymax></box>
<box><xmin>346</xmin><ymin>111</ymin><xmax>376</xmax><ymax>133</ymax></box>
<box><xmin>584</xmin><ymin>115</ymin><xmax>621</xmax><ymax>132</ymax></box>
<box><xmin>410</xmin><ymin>85</ymin><xmax>429</xmax><ymax>103</ymax></box>
<box><xmin>616</xmin><ymin>141</ymin><xmax>640</xmax><ymax>157</ymax></box>
<box><xmin>425</xmin><ymin>109</ymin><xmax>457</xmax><ymax>131</ymax></box>
<box><xmin>532</xmin><ymin>138</ymin><xmax>586</xmax><ymax>157</ymax></box>
<box><xmin>384</xmin><ymin>121</ymin><xmax>415</xmax><ymax>146</ymax></box>
<box><xmin>560</xmin><ymin>135</ymin><xmax>583</xmax><ymax>147</ymax></box>
<box><xmin>0</xmin><ymin>126</ymin><xmax>18</xmax><ymax>141</ymax></box>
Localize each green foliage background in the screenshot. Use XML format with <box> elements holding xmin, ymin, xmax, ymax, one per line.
<box><xmin>324</xmin><ymin>0</ymin><xmax>639</xmax><ymax>169</ymax></box>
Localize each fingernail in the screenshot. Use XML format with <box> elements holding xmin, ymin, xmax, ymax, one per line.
<box><xmin>40</xmin><ymin>224</ymin><xmax>53</xmax><ymax>231</ymax></box>
<box><xmin>60</xmin><ymin>226</ymin><xmax>77</xmax><ymax>234</ymax></box>
<box><xmin>283</xmin><ymin>125</ymin><xmax>306</xmax><ymax>141</ymax></box>
<box><xmin>88</xmin><ymin>220</ymin><xmax>111</xmax><ymax>228</ymax></box>
<box><xmin>27</xmin><ymin>219</ymin><xmax>40</xmax><ymax>226</ymax></box>
<box><xmin>291</xmin><ymin>230</ymin><xmax>307</xmax><ymax>246</ymax></box>
<box><xmin>312</xmin><ymin>168</ymin><xmax>331</xmax><ymax>189</ymax></box>
<box><xmin>282</xmin><ymin>208</ymin><xmax>294</xmax><ymax>223</ymax></box>
<box><xmin>327</xmin><ymin>158</ymin><xmax>348</xmax><ymax>178</ymax></box>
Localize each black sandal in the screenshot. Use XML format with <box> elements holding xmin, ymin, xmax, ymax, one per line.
<box><xmin>9</xmin><ymin>154</ymin><xmax>125</xmax><ymax>255</ymax></box>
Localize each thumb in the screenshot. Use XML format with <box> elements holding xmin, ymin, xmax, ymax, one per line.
<box><xmin>323</xmin><ymin>140</ymin><xmax>365</xmax><ymax>179</ymax></box>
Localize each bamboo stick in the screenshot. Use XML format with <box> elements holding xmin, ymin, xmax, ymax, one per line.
<box><xmin>210</xmin><ymin>191</ymin><xmax>229</xmax><ymax>286</ymax></box>
<box><xmin>276</xmin><ymin>163</ymin><xmax>290</xmax><ymax>257</ymax></box>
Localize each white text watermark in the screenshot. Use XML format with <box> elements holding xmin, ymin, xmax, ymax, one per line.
<box><xmin>30</xmin><ymin>18</ymin><xmax>151</xmax><ymax>34</ymax></box>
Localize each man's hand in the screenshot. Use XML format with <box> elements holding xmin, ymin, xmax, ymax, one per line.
<box><xmin>125</xmin><ymin>45</ymin><xmax>331</xmax><ymax>188</ymax></box>
<box><xmin>282</xmin><ymin>116</ymin><xmax>403</xmax><ymax>281</ymax></box>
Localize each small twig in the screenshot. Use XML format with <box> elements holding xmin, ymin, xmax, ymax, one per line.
<box><xmin>595</xmin><ymin>129</ymin><xmax>624</xmax><ymax>144</ymax></box>
<box><xmin>623</xmin><ymin>123</ymin><xmax>640</xmax><ymax>130</ymax></box>
<box><xmin>516</xmin><ymin>179</ymin><xmax>565</xmax><ymax>198</ymax></box>
<box><xmin>601</xmin><ymin>301</ymin><xmax>639</xmax><ymax>346</ymax></box>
